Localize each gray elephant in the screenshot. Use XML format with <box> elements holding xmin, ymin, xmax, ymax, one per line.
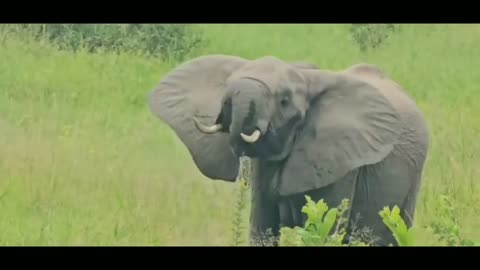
<box><xmin>147</xmin><ymin>54</ymin><xmax>429</xmax><ymax>246</ymax></box>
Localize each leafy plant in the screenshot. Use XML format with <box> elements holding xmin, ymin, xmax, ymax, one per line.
<box><xmin>378</xmin><ymin>206</ymin><xmax>415</xmax><ymax>246</ymax></box>
<box><xmin>280</xmin><ymin>196</ymin><xmax>479</xmax><ymax>246</ymax></box>
<box><xmin>279</xmin><ymin>196</ymin><xmax>367</xmax><ymax>246</ymax></box>
<box><xmin>278</xmin><ymin>194</ymin><xmax>478</xmax><ymax>247</ymax></box>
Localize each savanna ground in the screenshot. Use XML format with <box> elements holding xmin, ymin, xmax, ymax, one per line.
<box><xmin>0</xmin><ymin>24</ymin><xmax>478</xmax><ymax>246</ymax></box>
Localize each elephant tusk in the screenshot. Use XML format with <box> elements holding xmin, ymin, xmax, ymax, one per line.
<box><xmin>240</xmin><ymin>129</ymin><xmax>261</xmax><ymax>143</ymax></box>
<box><xmin>193</xmin><ymin>117</ymin><xmax>223</xmax><ymax>134</ymax></box>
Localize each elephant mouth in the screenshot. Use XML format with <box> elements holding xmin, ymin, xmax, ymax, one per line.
<box><xmin>238</xmin><ymin>118</ymin><xmax>269</xmax><ymax>144</ymax></box>
<box><xmin>234</xmin><ymin>116</ymin><xmax>302</xmax><ymax>161</ymax></box>
<box><xmin>193</xmin><ymin>112</ymin><xmax>302</xmax><ymax>161</ymax></box>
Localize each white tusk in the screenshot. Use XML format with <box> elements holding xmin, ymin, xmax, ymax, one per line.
<box><xmin>193</xmin><ymin>117</ymin><xmax>222</xmax><ymax>134</ymax></box>
<box><xmin>240</xmin><ymin>129</ymin><xmax>261</xmax><ymax>143</ymax></box>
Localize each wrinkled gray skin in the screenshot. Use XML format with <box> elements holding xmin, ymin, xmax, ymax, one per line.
<box><xmin>148</xmin><ymin>55</ymin><xmax>429</xmax><ymax>246</ymax></box>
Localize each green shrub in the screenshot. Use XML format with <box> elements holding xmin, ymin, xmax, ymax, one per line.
<box><xmin>276</xmin><ymin>195</ymin><xmax>478</xmax><ymax>247</ymax></box>
<box><xmin>349</xmin><ymin>24</ymin><xmax>396</xmax><ymax>52</ymax></box>
<box><xmin>0</xmin><ymin>24</ymin><xmax>204</xmax><ymax>61</ymax></box>
<box><xmin>379</xmin><ymin>205</ymin><xmax>415</xmax><ymax>246</ymax></box>
<box><xmin>279</xmin><ymin>196</ymin><xmax>360</xmax><ymax>246</ymax></box>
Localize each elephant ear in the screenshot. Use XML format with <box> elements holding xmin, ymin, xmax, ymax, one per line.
<box><xmin>276</xmin><ymin>68</ymin><xmax>401</xmax><ymax>196</ymax></box>
<box><xmin>148</xmin><ymin>55</ymin><xmax>248</xmax><ymax>181</ymax></box>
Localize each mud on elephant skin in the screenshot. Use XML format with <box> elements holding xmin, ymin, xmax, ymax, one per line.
<box><xmin>147</xmin><ymin>55</ymin><xmax>430</xmax><ymax>246</ymax></box>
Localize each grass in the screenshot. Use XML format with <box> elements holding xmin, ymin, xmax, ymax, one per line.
<box><xmin>0</xmin><ymin>24</ymin><xmax>479</xmax><ymax>245</ymax></box>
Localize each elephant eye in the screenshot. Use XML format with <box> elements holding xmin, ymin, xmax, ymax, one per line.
<box><xmin>280</xmin><ymin>96</ymin><xmax>289</xmax><ymax>107</ymax></box>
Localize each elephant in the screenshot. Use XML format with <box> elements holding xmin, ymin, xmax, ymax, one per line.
<box><xmin>147</xmin><ymin>54</ymin><xmax>430</xmax><ymax>246</ymax></box>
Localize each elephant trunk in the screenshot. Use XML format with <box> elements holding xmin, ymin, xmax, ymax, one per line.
<box><xmin>230</xmin><ymin>87</ymin><xmax>269</xmax><ymax>144</ymax></box>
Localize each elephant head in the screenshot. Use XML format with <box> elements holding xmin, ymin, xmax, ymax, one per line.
<box><xmin>148</xmin><ymin>55</ymin><xmax>400</xmax><ymax>196</ymax></box>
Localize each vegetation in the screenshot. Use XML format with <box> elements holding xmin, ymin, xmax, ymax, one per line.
<box><xmin>0</xmin><ymin>24</ymin><xmax>478</xmax><ymax>245</ymax></box>
<box><xmin>279</xmin><ymin>195</ymin><xmax>478</xmax><ymax>246</ymax></box>
<box><xmin>0</xmin><ymin>24</ymin><xmax>203</xmax><ymax>61</ymax></box>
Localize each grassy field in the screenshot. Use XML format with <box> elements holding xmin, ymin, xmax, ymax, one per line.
<box><xmin>0</xmin><ymin>24</ymin><xmax>479</xmax><ymax>246</ymax></box>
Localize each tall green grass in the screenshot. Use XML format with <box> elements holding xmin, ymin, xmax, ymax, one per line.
<box><xmin>0</xmin><ymin>24</ymin><xmax>478</xmax><ymax>245</ymax></box>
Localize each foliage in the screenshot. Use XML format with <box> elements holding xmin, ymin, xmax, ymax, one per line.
<box><xmin>231</xmin><ymin>157</ymin><xmax>252</xmax><ymax>246</ymax></box>
<box><xmin>0</xmin><ymin>24</ymin><xmax>204</xmax><ymax>61</ymax></box>
<box><xmin>278</xmin><ymin>195</ymin><xmax>477</xmax><ymax>247</ymax></box>
<box><xmin>427</xmin><ymin>195</ymin><xmax>476</xmax><ymax>246</ymax></box>
<box><xmin>379</xmin><ymin>206</ymin><xmax>415</xmax><ymax>246</ymax></box>
<box><xmin>349</xmin><ymin>24</ymin><xmax>396</xmax><ymax>52</ymax></box>
<box><xmin>279</xmin><ymin>197</ymin><xmax>368</xmax><ymax>246</ymax></box>
<box><xmin>230</xmin><ymin>178</ymin><xmax>249</xmax><ymax>246</ymax></box>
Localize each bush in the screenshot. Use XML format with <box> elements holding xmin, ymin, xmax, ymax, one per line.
<box><xmin>349</xmin><ymin>24</ymin><xmax>396</xmax><ymax>52</ymax></box>
<box><xmin>278</xmin><ymin>195</ymin><xmax>478</xmax><ymax>247</ymax></box>
<box><xmin>279</xmin><ymin>197</ymin><xmax>359</xmax><ymax>246</ymax></box>
<box><xmin>0</xmin><ymin>24</ymin><xmax>204</xmax><ymax>61</ymax></box>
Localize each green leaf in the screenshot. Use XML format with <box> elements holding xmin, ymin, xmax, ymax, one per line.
<box><xmin>316</xmin><ymin>208</ymin><xmax>338</xmax><ymax>238</ymax></box>
<box><xmin>379</xmin><ymin>205</ymin><xmax>415</xmax><ymax>246</ymax></box>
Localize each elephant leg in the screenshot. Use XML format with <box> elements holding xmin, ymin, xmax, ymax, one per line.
<box><xmin>349</xmin><ymin>152</ymin><xmax>423</xmax><ymax>246</ymax></box>
<box><xmin>249</xmin><ymin>186</ymin><xmax>280</xmax><ymax>246</ymax></box>
<box><xmin>249</xmin><ymin>161</ymin><xmax>281</xmax><ymax>246</ymax></box>
<box><xmin>277</xmin><ymin>169</ymin><xmax>359</xmax><ymax>240</ymax></box>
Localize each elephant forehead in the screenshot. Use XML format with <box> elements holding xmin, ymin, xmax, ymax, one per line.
<box><xmin>225</xmin><ymin>77</ymin><xmax>269</xmax><ymax>94</ymax></box>
<box><xmin>228</xmin><ymin>60</ymin><xmax>306</xmax><ymax>92</ymax></box>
